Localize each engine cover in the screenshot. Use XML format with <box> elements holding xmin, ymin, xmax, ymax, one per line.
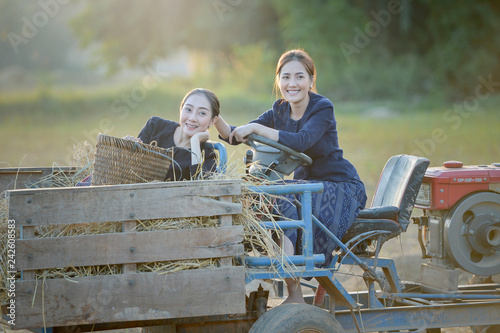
<box><xmin>415</xmin><ymin>161</ymin><xmax>500</xmax><ymax>211</ymax></box>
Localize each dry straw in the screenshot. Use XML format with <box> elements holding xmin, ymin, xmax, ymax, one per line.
<box><xmin>0</xmin><ymin>141</ymin><xmax>297</xmax><ymax>306</ymax></box>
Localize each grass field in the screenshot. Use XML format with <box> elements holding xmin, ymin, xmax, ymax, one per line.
<box><xmin>1</xmin><ymin>83</ymin><xmax>499</xmax><ymax>196</ymax></box>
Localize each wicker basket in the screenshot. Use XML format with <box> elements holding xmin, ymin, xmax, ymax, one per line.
<box><xmin>91</xmin><ymin>134</ymin><xmax>173</xmax><ymax>185</ymax></box>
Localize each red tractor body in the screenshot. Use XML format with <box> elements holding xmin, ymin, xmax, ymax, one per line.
<box><xmin>416</xmin><ymin>161</ymin><xmax>500</xmax><ymax>210</ymax></box>
<box><xmin>414</xmin><ymin>161</ymin><xmax>500</xmax><ymax>282</ymax></box>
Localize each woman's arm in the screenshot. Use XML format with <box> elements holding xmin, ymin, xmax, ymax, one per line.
<box><xmin>229</xmin><ymin>123</ymin><xmax>279</xmax><ymax>144</ymax></box>
<box><xmin>278</xmin><ymin>105</ymin><xmax>333</xmax><ymax>152</ymax></box>
<box><xmin>216</xmin><ymin>108</ymin><xmax>278</xmax><ymax>144</ymax></box>
<box><xmin>190</xmin><ymin>130</ymin><xmax>210</xmax><ymax>165</ymax></box>
<box><xmin>214</xmin><ymin>116</ymin><xmax>232</xmax><ymax>140</ymax></box>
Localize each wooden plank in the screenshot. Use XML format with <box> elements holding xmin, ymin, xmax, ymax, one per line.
<box><xmin>8</xmin><ymin>179</ymin><xmax>242</xmax><ymax>227</ymax></box>
<box><xmin>122</xmin><ymin>220</ymin><xmax>137</xmax><ymax>273</ymax></box>
<box><xmin>20</xmin><ymin>226</ymin><xmax>35</xmax><ymax>280</ymax></box>
<box><xmin>219</xmin><ymin>195</ymin><xmax>233</xmax><ymax>267</ymax></box>
<box><xmin>15</xmin><ymin>267</ymin><xmax>246</xmax><ymax>329</ymax></box>
<box><xmin>0</xmin><ymin>167</ymin><xmax>78</xmax><ymax>192</ymax></box>
<box><xmin>16</xmin><ymin>226</ymin><xmax>244</xmax><ymax>270</ymax></box>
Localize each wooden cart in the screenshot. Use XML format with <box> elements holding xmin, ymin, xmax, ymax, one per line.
<box><xmin>3</xmin><ymin>169</ymin><xmax>250</xmax><ymax>331</ymax></box>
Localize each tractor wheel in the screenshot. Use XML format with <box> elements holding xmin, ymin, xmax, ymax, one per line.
<box><xmin>249</xmin><ymin>303</ymin><xmax>345</xmax><ymax>333</ymax></box>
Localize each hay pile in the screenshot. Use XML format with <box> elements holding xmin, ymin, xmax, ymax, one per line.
<box><xmin>0</xmin><ymin>143</ymin><xmax>294</xmax><ymax>306</ymax></box>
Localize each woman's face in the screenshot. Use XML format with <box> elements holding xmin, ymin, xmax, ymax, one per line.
<box><xmin>179</xmin><ymin>93</ymin><xmax>216</xmax><ymax>137</ymax></box>
<box><xmin>278</xmin><ymin>60</ymin><xmax>313</xmax><ymax>105</ymax></box>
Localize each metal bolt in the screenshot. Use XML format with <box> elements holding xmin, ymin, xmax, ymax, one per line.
<box><xmin>440</xmin><ymin>189</ymin><xmax>444</xmax><ymax>193</ymax></box>
<box><xmin>26</xmin><ymin>218</ymin><xmax>32</xmax><ymax>224</ymax></box>
<box><xmin>225</xmin><ymin>275</ymin><xmax>230</xmax><ymax>280</ymax></box>
<box><xmin>226</xmin><ymin>207</ymin><xmax>232</xmax><ymax>213</ymax></box>
<box><xmin>26</xmin><ymin>289</ymin><xmax>33</xmax><ymax>294</ymax></box>
<box><xmin>128</xmin><ymin>280</ymin><xmax>135</xmax><ymax>286</ymax></box>
<box><xmin>27</xmin><ymin>254</ymin><xmax>33</xmax><ymax>259</ymax></box>
<box><xmin>129</xmin><ymin>213</ymin><xmax>135</xmax><ymax>219</ymax></box>
<box><xmin>226</xmin><ymin>187</ymin><xmax>231</xmax><ymax>193</ymax></box>
<box><xmin>129</xmin><ymin>247</ymin><xmax>135</xmax><ymax>253</ymax></box>
<box><xmin>26</xmin><ymin>198</ymin><xmax>33</xmax><ymax>204</ymax></box>
<box><xmin>440</xmin><ymin>200</ymin><xmax>444</xmax><ymax>204</ymax></box>
<box><xmin>130</xmin><ymin>193</ymin><xmax>135</xmax><ymax>197</ymax></box>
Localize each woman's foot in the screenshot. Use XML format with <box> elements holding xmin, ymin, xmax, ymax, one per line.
<box><xmin>282</xmin><ymin>278</ymin><xmax>306</xmax><ymax>304</ymax></box>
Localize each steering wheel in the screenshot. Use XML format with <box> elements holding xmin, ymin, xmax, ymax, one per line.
<box><xmin>245</xmin><ymin>133</ymin><xmax>313</xmax><ymax>167</ymax></box>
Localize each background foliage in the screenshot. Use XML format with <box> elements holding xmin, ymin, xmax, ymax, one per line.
<box><xmin>1</xmin><ymin>0</ymin><xmax>500</xmax><ymax>101</ymax></box>
<box><xmin>1</xmin><ymin>0</ymin><xmax>499</xmax><ymax>171</ymax></box>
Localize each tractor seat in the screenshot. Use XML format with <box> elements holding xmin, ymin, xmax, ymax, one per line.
<box><xmin>342</xmin><ymin>155</ymin><xmax>430</xmax><ymax>247</ymax></box>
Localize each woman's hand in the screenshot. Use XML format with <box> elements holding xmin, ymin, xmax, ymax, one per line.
<box><xmin>123</xmin><ymin>135</ymin><xmax>143</xmax><ymax>143</ymax></box>
<box><xmin>191</xmin><ymin>130</ymin><xmax>210</xmax><ymax>144</ymax></box>
<box><xmin>229</xmin><ymin>124</ymin><xmax>255</xmax><ymax>144</ymax></box>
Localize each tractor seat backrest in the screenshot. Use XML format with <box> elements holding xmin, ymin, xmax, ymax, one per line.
<box><xmin>371</xmin><ymin>154</ymin><xmax>430</xmax><ymax>231</ymax></box>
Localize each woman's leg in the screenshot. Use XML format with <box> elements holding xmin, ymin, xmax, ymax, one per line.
<box><xmin>282</xmin><ymin>236</ymin><xmax>305</xmax><ymax>304</ymax></box>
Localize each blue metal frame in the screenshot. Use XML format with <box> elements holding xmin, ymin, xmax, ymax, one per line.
<box><xmin>204</xmin><ymin>141</ymin><xmax>228</xmax><ymax>174</ymax></box>
<box><xmin>240</xmin><ymin>177</ymin><xmax>500</xmax><ymax>330</ymax></box>
<box><xmin>244</xmin><ymin>183</ymin><xmax>327</xmax><ymax>282</ymax></box>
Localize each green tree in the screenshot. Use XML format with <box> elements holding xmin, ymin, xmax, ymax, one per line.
<box><xmin>271</xmin><ymin>0</ymin><xmax>500</xmax><ymax>100</ymax></box>
<box><xmin>71</xmin><ymin>0</ymin><xmax>280</xmax><ymax>73</ymax></box>
<box><xmin>67</xmin><ymin>0</ymin><xmax>500</xmax><ymax>101</ymax></box>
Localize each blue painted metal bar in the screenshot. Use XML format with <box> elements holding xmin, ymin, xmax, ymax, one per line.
<box><xmin>244</xmin><ymin>183</ymin><xmax>323</xmax><ymax>274</ymax></box>
<box><xmin>294</xmin><ymin>200</ymin><xmax>381</xmax><ymax>282</ymax></box>
<box><xmin>246</xmin><ymin>267</ymin><xmax>333</xmax><ymax>282</ymax></box>
<box><xmin>259</xmin><ymin>220</ymin><xmax>305</xmax><ymax>229</ymax></box>
<box><xmin>301</xmin><ymin>191</ymin><xmax>315</xmax><ymax>271</ymax></box>
<box><xmin>342</xmin><ymin>257</ymin><xmax>394</xmax><ymax>269</ymax></box>
<box><xmin>342</xmin><ymin>257</ymin><xmax>402</xmax><ymax>293</ymax></box>
<box><xmin>368</xmin><ymin>280</ymin><xmax>385</xmax><ymax>308</ymax></box>
<box><xmin>335</xmin><ymin>301</ymin><xmax>500</xmax><ymax>332</ymax></box>
<box><xmin>247</xmin><ymin>183</ymin><xmax>323</xmax><ymax>195</ymax></box>
<box><xmin>379</xmin><ymin>293</ymin><xmax>500</xmax><ymax>300</ymax></box>
<box><xmin>244</xmin><ymin>254</ymin><xmax>325</xmax><ymax>267</ymax></box>
<box><xmin>310</xmin><ymin>212</ymin><xmax>370</xmax><ymax>269</ymax></box>
<box><xmin>203</xmin><ymin>141</ymin><xmax>227</xmax><ymax>173</ymax></box>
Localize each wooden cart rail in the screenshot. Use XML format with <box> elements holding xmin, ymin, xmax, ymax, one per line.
<box><xmin>7</xmin><ymin>179</ymin><xmax>246</xmax><ymax>330</ymax></box>
<box><xmin>0</xmin><ymin>166</ymin><xmax>79</xmax><ymax>193</ymax></box>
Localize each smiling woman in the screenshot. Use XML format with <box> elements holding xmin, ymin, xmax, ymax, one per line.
<box><xmin>122</xmin><ymin>88</ymin><xmax>221</xmax><ymax>181</ymax></box>
<box><xmin>215</xmin><ymin>49</ymin><xmax>368</xmax><ymax>304</ymax></box>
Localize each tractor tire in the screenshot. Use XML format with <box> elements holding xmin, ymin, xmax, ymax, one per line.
<box><xmin>249</xmin><ymin>303</ymin><xmax>345</xmax><ymax>333</ymax></box>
